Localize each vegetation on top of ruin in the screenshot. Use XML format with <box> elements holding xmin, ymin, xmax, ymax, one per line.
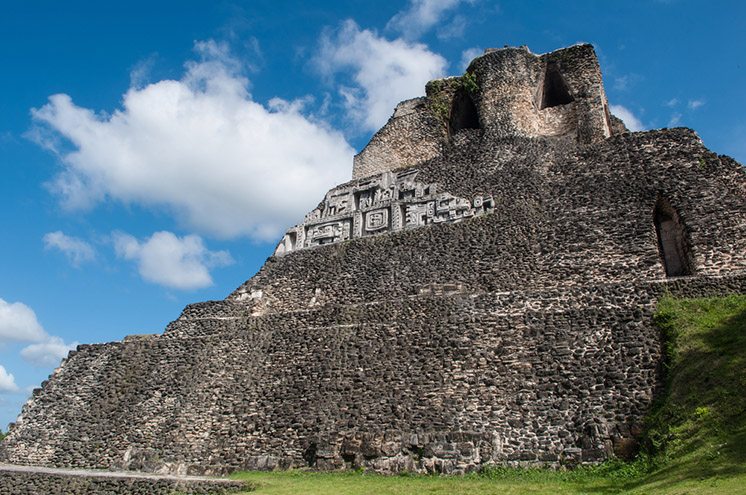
<box><xmin>231</xmin><ymin>294</ymin><xmax>746</xmax><ymax>494</ymax></box>
<box><xmin>425</xmin><ymin>72</ymin><xmax>479</xmax><ymax>127</ymax></box>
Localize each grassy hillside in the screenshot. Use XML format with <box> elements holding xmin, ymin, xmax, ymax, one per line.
<box><xmin>622</xmin><ymin>294</ymin><xmax>746</xmax><ymax>493</ymax></box>
<box><xmin>232</xmin><ymin>294</ymin><xmax>746</xmax><ymax>494</ymax></box>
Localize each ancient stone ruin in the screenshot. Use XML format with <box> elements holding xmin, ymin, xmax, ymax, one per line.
<box><xmin>1</xmin><ymin>44</ymin><xmax>745</xmax><ymax>480</ymax></box>
<box><xmin>272</xmin><ymin>168</ymin><xmax>495</xmax><ymax>256</ymax></box>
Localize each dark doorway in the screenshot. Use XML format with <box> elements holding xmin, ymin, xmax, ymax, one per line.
<box><xmin>654</xmin><ymin>198</ymin><xmax>693</xmax><ymax>277</ymax></box>
<box><xmin>449</xmin><ymin>88</ymin><xmax>480</xmax><ymax>136</ymax></box>
<box><xmin>540</xmin><ymin>62</ymin><xmax>574</xmax><ymax>109</ymax></box>
<box><xmin>303</xmin><ymin>442</ymin><xmax>318</xmax><ymax>467</ymax></box>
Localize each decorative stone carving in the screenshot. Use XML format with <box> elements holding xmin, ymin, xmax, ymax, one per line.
<box><xmin>365</xmin><ymin>209</ymin><xmax>389</xmax><ymax>233</ymax></box>
<box><xmin>305</xmin><ymin>220</ymin><xmax>351</xmax><ymax>247</ymax></box>
<box><xmin>305</xmin><ymin>209</ymin><xmax>321</xmax><ymax>222</ymax></box>
<box><xmin>357</xmin><ymin>189</ymin><xmax>374</xmax><ymax>209</ymax></box>
<box><xmin>404</xmin><ymin>202</ymin><xmax>431</xmax><ymax>228</ymax></box>
<box><xmin>274</xmin><ymin>232</ymin><xmax>297</xmax><ymax>255</ymax></box>
<box><xmin>274</xmin><ymin>169</ymin><xmax>494</xmax><ymax>255</ymax></box>
<box><xmin>433</xmin><ymin>195</ymin><xmax>473</xmax><ymax>223</ymax></box>
<box><xmin>324</xmin><ymin>192</ymin><xmax>351</xmax><ymax>218</ymax></box>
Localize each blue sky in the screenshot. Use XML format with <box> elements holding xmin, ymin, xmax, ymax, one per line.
<box><xmin>0</xmin><ymin>0</ymin><xmax>744</xmax><ymax>428</ymax></box>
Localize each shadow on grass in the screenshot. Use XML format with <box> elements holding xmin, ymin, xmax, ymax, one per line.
<box><xmin>616</xmin><ymin>297</ymin><xmax>746</xmax><ymax>493</ymax></box>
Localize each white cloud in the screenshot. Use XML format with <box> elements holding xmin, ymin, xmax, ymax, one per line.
<box><xmin>665</xmin><ymin>97</ymin><xmax>679</xmax><ymax>108</ymax></box>
<box><xmin>114</xmin><ymin>231</ymin><xmax>234</xmax><ymax>290</ymax></box>
<box><xmin>688</xmin><ymin>99</ymin><xmax>705</xmax><ymax>110</ymax></box>
<box><xmin>0</xmin><ymin>366</ymin><xmax>19</xmax><ymax>393</ymax></box>
<box><xmin>0</xmin><ymin>299</ymin><xmax>46</xmax><ymax>343</ymax></box>
<box><xmin>609</xmin><ymin>104</ymin><xmax>645</xmax><ymax>132</ymax></box>
<box><xmin>668</xmin><ymin>112</ymin><xmax>682</xmax><ymax>127</ymax></box>
<box><xmin>30</xmin><ymin>40</ymin><xmax>354</xmax><ymax>242</ymax></box>
<box><xmin>129</xmin><ymin>54</ymin><xmax>158</xmax><ymax>89</ymax></box>
<box><xmin>43</xmin><ymin>231</ymin><xmax>96</xmax><ymax>267</ymax></box>
<box><xmin>316</xmin><ymin>20</ymin><xmax>447</xmax><ymax>132</ymax></box>
<box><xmin>387</xmin><ymin>0</ymin><xmax>474</xmax><ymax>39</ymax></box>
<box><xmin>0</xmin><ymin>299</ymin><xmax>77</xmax><ymax>369</ymax></box>
<box><xmin>21</xmin><ymin>336</ymin><xmax>78</xmax><ymax>368</ymax></box>
<box><xmin>460</xmin><ymin>46</ymin><xmax>483</xmax><ymax>71</ymax></box>
<box><xmin>437</xmin><ymin>15</ymin><xmax>467</xmax><ymax>40</ymax></box>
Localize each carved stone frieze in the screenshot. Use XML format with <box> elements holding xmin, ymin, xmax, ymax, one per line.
<box><xmin>275</xmin><ymin>169</ymin><xmax>494</xmax><ymax>255</ymax></box>
<box><xmin>306</xmin><ymin>220</ymin><xmax>351</xmax><ymax>247</ymax></box>
<box><xmin>365</xmin><ymin>209</ymin><xmax>389</xmax><ymax>233</ymax></box>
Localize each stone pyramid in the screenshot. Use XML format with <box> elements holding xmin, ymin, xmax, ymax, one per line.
<box><xmin>1</xmin><ymin>44</ymin><xmax>744</xmax><ymax>476</ymax></box>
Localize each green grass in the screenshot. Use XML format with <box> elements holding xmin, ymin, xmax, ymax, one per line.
<box><xmin>230</xmin><ymin>295</ymin><xmax>746</xmax><ymax>494</ymax></box>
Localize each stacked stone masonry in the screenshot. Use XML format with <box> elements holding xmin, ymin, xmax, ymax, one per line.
<box><xmin>1</xmin><ymin>44</ymin><xmax>744</xmax><ymax>478</ymax></box>
<box><xmin>0</xmin><ymin>465</ymin><xmax>249</xmax><ymax>495</ymax></box>
<box><xmin>353</xmin><ymin>44</ymin><xmax>613</xmax><ymax>179</ymax></box>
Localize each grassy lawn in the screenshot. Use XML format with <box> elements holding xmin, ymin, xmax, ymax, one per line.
<box><xmin>232</xmin><ymin>470</ymin><xmax>608</xmax><ymax>494</ymax></box>
<box><xmin>231</xmin><ymin>295</ymin><xmax>746</xmax><ymax>494</ymax></box>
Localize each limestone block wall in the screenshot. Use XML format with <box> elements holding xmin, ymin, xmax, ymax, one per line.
<box><xmin>2</xmin><ymin>275</ymin><xmax>745</xmax><ymax>475</ymax></box>
<box><xmin>2</xmin><ymin>123</ymin><xmax>742</xmax><ymax>476</ymax></box>
<box><xmin>352</xmin><ymin>44</ymin><xmax>614</xmax><ymax>180</ymax></box>
<box><xmin>352</xmin><ymin>97</ymin><xmax>446</xmax><ymax>179</ymax></box>
<box><xmin>467</xmin><ymin>44</ymin><xmax>611</xmax><ymax>142</ymax></box>
<box><xmin>232</xmin><ymin>129</ymin><xmax>746</xmax><ymax>314</ymax></box>
<box><xmin>0</xmin><ymin>467</ymin><xmax>248</xmax><ymax>495</ymax></box>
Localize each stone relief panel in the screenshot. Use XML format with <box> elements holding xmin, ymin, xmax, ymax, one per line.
<box><xmin>364</xmin><ymin>209</ymin><xmax>390</xmax><ymax>234</ymax></box>
<box><xmin>305</xmin><ymin>220</ymin><xmax>351</xmax><ymax>247</ymax></box>
<box><xmin>404</xmin><ymin>202</ymin><xmax>431</xmax><ymax>228</ymax></box>
<box><xmin>325</xmin><ymin>192</ymin><xmax>352</xmax><ymax>217</ymax></box>
<box><xmin>274</xmin><ymin>170</ymin><xmax>495</xmax><ymax>255</ymax></box>
<box><xmin>274</xmin><ymin>232</ymin><xmax>297</xmax><ymax>256</ymax></box>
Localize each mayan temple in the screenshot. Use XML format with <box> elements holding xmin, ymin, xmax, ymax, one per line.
<box><xmin>1</xmin><ymin>44</ymin><xmax>745</xmax><ymax>479</ymax></box>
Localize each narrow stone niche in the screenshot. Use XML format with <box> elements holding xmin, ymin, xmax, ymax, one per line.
<box><xmin>654</xmin><ymin>197</ymin><xmax>694</xmax><ymax>277</ymax></box>
<box><xmin>449</xmin><ymin>87</ymin><xmax>480</xmax><ymax>136</ymax></box>
<box><xmin>540</xmin><ymin>61</ymin><xmax>574</xmax><ymax>109</ymax></box>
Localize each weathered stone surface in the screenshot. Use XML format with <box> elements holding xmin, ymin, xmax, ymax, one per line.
<box><xmin>353</xmin><ymin>97</ymin><xmax>446</xmax><ymax>180</ymax></box>
<box><xmin>0</xmin><ymin>43</ymin><xmax>743</xmax><ymax>477</ymax></box>
<box><xmin>272</xmin><ymin>169</ymin><xmax>495</xmax><ymax>256</ymax></box>
<box><xmin>352</xmin><ymin>44</ymin><xmax>614</xmax><ymax>180</ymax></box>
<box><xmin>0</xmin><ymin>463</ymin><xmax>249</xmax><ymax>494</ymax></box>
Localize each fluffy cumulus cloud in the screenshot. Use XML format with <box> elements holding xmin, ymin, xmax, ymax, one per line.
<box><xmin>0</xmin><ymin>366</ymin><xmax>19</xmax><ymax>393</ymax></box>
<box><xmin>113</xmin><ymin>231</ymin><xmax>234</xmax><ymax>290</ymax></box>
<box><xmin>20</xmin><ymin>336</ymin><xmax>79</xmax><ymax>368</ymax></box>
<box><xmin>610</xmin><ymin>104</ymin><xmax>645</xmax><ymax>132</ymax></box>
<box><xmin>316</xmin><ymin>20</ymin><xmax>447</xmax><ymax>131</ymax></box>
<box><xmin>43</xmin><ymin>231</ymin><xmax>96</xmax><ymax>266</ymax></box>
<box><xmin>31</xmin><ymin>40</ymin><xmax>354</xmax><ymax>242</ymax></box>
<box><xmin>0</xmin><ymin>299</ymin><xmax>76</xmax><ymax>370</ymax></box>
<box><xmin>0</xmin><ymin>299</ymin><xmax>47</xmax><ymax>343</ymax></box>
<box><xmin>387</xmin><ymin>0</ymin><xmax>474</xmax><ymax>39</ymax></box>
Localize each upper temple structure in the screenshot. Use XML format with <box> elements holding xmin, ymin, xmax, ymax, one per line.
<box><xmin>1</xmin><ymin>44</ymin><xmax>744</xmax><ymax>478</ymax></box>
<box><xmin>273</xmin><ymin>44</ymin><xmax>619</xmax><ymax>256</ymax></box>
